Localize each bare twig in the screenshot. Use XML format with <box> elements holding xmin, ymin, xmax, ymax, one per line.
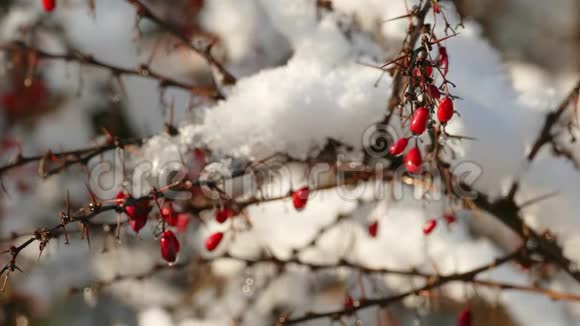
<box><xmin>125</xmin><ymin>0</ymin><xmax>236</xmax><ymax>87</ymax></box>
<box><xmin>0</xmin><ymin>42</ymin><xmax>222</xmax><ymax>100</ymax></box>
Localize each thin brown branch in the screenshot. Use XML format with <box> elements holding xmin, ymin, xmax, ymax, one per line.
<box><xmin>125</xmin><ymin>0</ymin><xmax>236</xmax><ymax>86</ymax></box>
<box><xmin>507</xmin><ymin>80</ymin><xmax>580</xmax><ymax>199</ymax></box>
<box><xmin>383</xmin><ymin>1</ymin><xmax>432</xmax><ymax>125</ymax></box>
<box><xmin>280</xmin><ymin>249</ymin><xmax>523</xmax><ymax>324</ymax></box>
<box><xmin>0</xmin><ymin>42</ymin><xmax>222</xmax><ymax>100</ymax></box>
<box><xmin>69</xmin><ymin>250</ymin><xmax>580</xmax><ymax>309</ymax></box>
<box><xmin>0</xmin><ymin>137</ymin><xmax>143</xmax><ymax>178</ymax></box>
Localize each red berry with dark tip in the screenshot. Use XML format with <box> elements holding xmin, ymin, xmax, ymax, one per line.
<box><xmin>161</xmin><ymin>202</ymin><xmax>178</xmax><ymax>226</ymax></box>
<box><xmin>389</xmin><ymin>137</ymin><xmax>408</xmax><ymax>156</ymax></box>
<box><xmin>368</xmin><ymin>220</ymin><xmax>379</xmax><ymax>238</ymax></box>
<box><xmin>160</xmin><ymin>230</ymin><xmax>180</xmax><ymax>263</ymax></box>
<box><xmin>433</xmin><ymin>2</ymin><xmax>441</xmax><ymax>13</ymax></box>
<box><xmin>457</xmin><ymin>307</ymin><xmax>472</xmax><ymax>326</ymax></box>
<box><xmin>42</xmin><ymin>0</ymin><xmax>56</xmax><ymax>12</ymax></box>
<box><xmin>115</xmin><ymin>191</ymin><xmax>129</xmax><ymax>202</ymax></box>
<box><xmin>437</xmin><ymin>96</ymin><xmax>454</xmax><ymax>123</ymax></box>
<box><xmin>130</xmin><ymin>214</ymin><xmax>147</xmax><ymax>233</ymax></box>
<box><xmin>422</xmin><ymin>219</ymin><xmax>437</xmax><ymax>235</ymax></box>
<box><xmin>429</xmin><ymin>84</ymin><xmax>441</xmax><ymax>100</ymax></box>
<box><xmin>404</xmin><ymin>147</ymin><xmax>422</xmax><ymax>174</ymax></box>
<box><xmin>292</xmin><ymin>186</ymin><xmax>310</xmax><ymax>210</ymax></box>
<box><xmin>215</xmin><ymin>207</ymin><xmax>234</xmax><ymax>223</ymax></box>
<box><xmin>443</xmin><ymin>214</ymin><xmax>457</xmax><ymax>225</ymax></box>
<box><xmin>410</xmin><ymin>107</ymin><xmax>429</xmax><ymax>135</ymax></box>
<box><xmin>205</xmin><ymin>232</ymin><xmax>224</xmax><ymax>251</ymax></box>
<box><xmin>125</xmin><ymin>199</ymin><xmax>152</xmax><ymax>220</ymax></box>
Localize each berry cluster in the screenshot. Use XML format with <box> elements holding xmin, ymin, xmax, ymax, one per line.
<box><xmin>114</xmin><ymin>188</ymin><xmax>227</xmax><ymax>265</ymax></box>
<box><xmin>387</xmin><ymin>43</ymin><xmax>456</xmax><ymax>175</ymax></box>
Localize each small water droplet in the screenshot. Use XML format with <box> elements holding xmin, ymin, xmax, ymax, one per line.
<box><xmin>439</xmin><ymin>134</ymin><xmax>447</xmax><ymax>145</ymax></box>
<box><xmin>83</xmin><ymin>287</ymin><xmax>98</xmax><ymax>307</ymax></box>
<box><xmin>110</xmin><ymin>93</ymin><xmax>122</xmax><ymax>103</ymax></box>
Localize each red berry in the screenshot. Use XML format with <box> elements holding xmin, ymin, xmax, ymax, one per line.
<box><xmin>410</xmin><ymin>107</ymin><xmax>428</xmax><ymax>135</ymax></box>
<box><xmin>194</xmin><ymin>147</ymin><xmax>206</xmax><ymax>163</ymax></box>
<box><xmin>389</xmin><ymin>137</ymin><xmax>408</xmax><ymax>156</ymax></box>
<box><xmin>205</xmin><ymin>232</ymin><xmax>224</xmax><ymax>251</ymax></box>
<box><xmin>404</xmin><ymin>147</ymin><xmax>422</xmax><ymax>174</ymax></box>
<box><xmin>130</xmin><ymin>214</ymin><xmax>147</xmax><ymax>233</ymax></box>
<box><xmin>437</xmin><ymin>97</ymin><xmax>454</xmax><ymax>123</ymax></box>
<box><xmin>292</xmin><ymin>186</ymin><xmax>310</xmax><ymax>210</ymax></box>
<box><xmin>368</xmin><ymin>220</ymin><xmax>379</xmax><ymax>238</ymax></box>
<box><xmin>175</xmin><ymin>213</ymin><xmax>190</xmax><ymax>233</ymax></box>
<box><xmin>115</xmin><ymin>191</ymin><xmax>129</xmax><ymax>202</ymax></box>
<box><xmin>344</xmin><ymin>295</ymin><xmax>354</xmax><ymax>308</ymax></box>
<box><xmin>413</xmin><ymin>63</ymin><xmax>432</xmax><ymax>78</ymax></box>
<box><xmin>457</xmin><ymin>307</ymin><xmax>472</xmax><ymax>326</ymax></box>
<box><xmin>433</xmin><ymin>2</ymin><xmax>441</xmax><ymax>13</ymax></box>
<box><xmin>215</xmin><ymin>207</ymin><xmax>234</xmax><ymax>223</ymax></box>
<box><xmin>428</xmin><ymin>84</ymin><xmax>441</xmax><ymax>100</ymax></box>
<box><xmin>42</xmin><ymin>0</ymin><xmax>56</xmax><ymax>12</ymax></box>
<box><xmin>438</xmin><ymin>47</ymin><xmax>449</xmax><ymax>76</ymax></box>
<box><xmin>422</xmin><ymin>219</ymin><xmax>437</xmax><ymax>235</ymax></box>
<box><xmin>125</xmin><ymin>200</ymin><xmax>152</xmax><ymax>220</ymax></box>
<box><xmin>443</xmin><ymin>214</ymin><xmax>457</xmax><ymax>224</ymax></box>
<box><xmin>160</xmin><ymin>230</ymin><xmax>180</xmax><ymax>263</ymax></box>
<box><xmin>161</xmin><ymin>202</ymin><xmax>178</xmax><ymax>226</ymax></box>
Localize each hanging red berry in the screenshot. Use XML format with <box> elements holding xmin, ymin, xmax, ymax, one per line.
<box><xmin>175</xmin><ymin>213</ymin><xmax>190</xmax><ymax>233</ymax></box>
<box><xmin>115</xmin><ymin>191</ymin><xmax>129</xmax><ymax>203</ymax></box>
<box><xmin>344</xmin><ymin>294</ymin><xmax>354</xmax><ymax>308</ymax></box>
<box><xmin>116</xmin><ymin>191</ymin><xmax>153</xmax><ymax>224</ymax></box>
<box><xmin>443</xmin><ymin>214</ymin><xmax>457</xmax><ymax>225</ymax></box>
<box><xmin>205</xmin><ymin>232</ymin><xmax>224</xmax><ymax>251</ymax></box>
<box><xmin>438</xmin><ymin>47</ymin><xmax>449</xmax><ymax>76</ymax></box>
<box><xmin>404</xmin><ymin>146</ymin><xmax>422</xmax><ymax>174</ymax></box>
<box><xmin>433</xmin><ymin>2</ymin><xmax>441</xmax><ymax>14</ymax></box>
<box><xmin>368</xmin><ymin>220</ymin><xmax>379</xmax><ymax>238</ymax></box>
<box><xmin>422</xmin><ymin>219</ymin><xmax>437</xmax><ymax>235</ymax></box>
<box><xmin>161</xmin><ymin>202</ymin><xmax>178</xmax><ymax>226</ymax></box>
<box><xmin>160</xmin><ymin>230</ymin><xmax>180</xmax><ymax>263</ymax></box>
<box><xmin>194</xmin><ymin>147</ymin><xmax>206</xmax><ymax>163</ymax></box>
<box><xmin>215</xmin><ymin>207</ymin><xmax>234</xmax><ymax>223</ymax></box>
<box><xmin>389</xmin><ymin>137</ymin><xmax>408</xmax><ymax>156</ymax></box>
<box><xmin>42</xmin><ymin>0</ymin><xmax>56</xmax><ymax>12</ymax></box>
<box><xmin>457</xmin><ymin>307</ymin><xmax>472</xmax><ymax>326</ymax></box>
<box><xmin>410</xmin><ymin>107</ymin><xmax>428</xmax><ymax>135</ymax></box>
<box><xmin>429</xmin><ymin>84</ymin><xmax>441</xmax><ymax>100</ymax></box>
<box><xmin>292</xmin><ymin>186</ymin><xmax>310</xmax><ymax>210</ymax></box>
<box><xmin>413</xmin><ymin>62</ymin><xmax>432</xmax><ymax>78</ymax></box>
<box><xmin>125</xmin><ymin>199</ymin><xmax>152</xmax><ymax>220</ymax></box>
<box><xmin>130</xmin><ymin>214</ymin><xmax>147</xmax><ymax>233</ymax></box>
<box><xmin>437</xmin><ymin>96</ymin><xmax>454</xmax><ymax>123</ymax></box>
